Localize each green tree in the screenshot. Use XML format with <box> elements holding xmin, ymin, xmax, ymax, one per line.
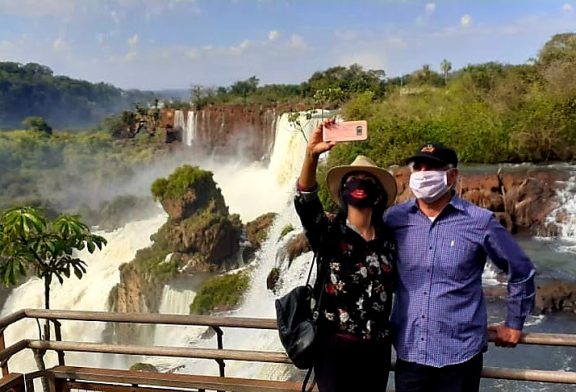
<box><xmin>22</xmin><ymin>116</ymin><xmax>53</xmax><ymax>135</ymax></box>
<box><xmin>537</xmin><ymin>33</ymin><xmax>576</xmax><ymax>68</ymax></box>
<box><xmin>229</xmin><ymin>76</ymin><xmax>260</xmax><ymax>102</ymax></box>
<box><xmin>440</xmin><ymin>59</ymin><xmax>452</xmax><ymax>85</ymax></box>
<box><xmin>0</xmin><ymin>206</ymin><xmax>106</xmax><ymax>390</ymax></box>
<box><xmin>0</xmin><ymin>206</ymin><xmax>107</xmax><ymax>310</ymax></box>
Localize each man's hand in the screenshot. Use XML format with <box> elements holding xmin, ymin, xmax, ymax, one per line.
<box><xmin>488</xmin><ymin>323</ymin><xmax>522</xmax><ymax>347</ymax></box>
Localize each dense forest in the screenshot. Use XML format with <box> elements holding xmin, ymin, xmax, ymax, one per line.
<box><xmin>0</xmin><ymin>62</ymin><xmax>160</xmax><ymax>129</ymax></box>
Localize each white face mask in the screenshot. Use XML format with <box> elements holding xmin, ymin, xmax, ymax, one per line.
<box><xmin>409</xmin><ymin>170</ymin><xmax>452</xmax><ymax>203</ymax></box>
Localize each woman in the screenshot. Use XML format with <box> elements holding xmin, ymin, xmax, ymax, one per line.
<box><xmin>294</xmin><ymin>119</ymin><xmax>397</xmax><ymax>391</ymax></box>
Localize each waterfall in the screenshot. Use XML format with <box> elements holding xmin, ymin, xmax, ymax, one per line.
<box><xmin>0</xmin><ymin>110</ymin><xmax>329</xmax><ymax>376</ymax></box>
<box><xmin>546</xmin><ymin>172</ymin><xmax>576</xmax><ymax>253</ymax></box>
<box><xmin>139</xmin><ymin>111</ymin><xmax>326</xmax><ymax>376</ymax></box>
<box><xmin>174</xmin><ymin>110</ymin><xmax>185</xmax><ymax>131</ymax></box>
<box><xmin>0</xmin><ymin>213</ymin><xmax>167</xmax><ymax>372</ymax></box>
<box><xmin>184</xmin><ymin>111</ymin><xmax>196</xmax><ymax>147</ymax></box>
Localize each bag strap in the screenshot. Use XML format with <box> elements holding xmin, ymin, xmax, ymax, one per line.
<box><xmin>301</xmin><ymin>367</ymin><xmax>315</xmax><ymax>392</ymax></box>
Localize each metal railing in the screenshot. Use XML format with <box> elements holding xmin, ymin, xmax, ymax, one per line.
<box><xmin>0</xmin><ymin>308</ymin><xmax>575</xmax><ymax>387</ymax></box>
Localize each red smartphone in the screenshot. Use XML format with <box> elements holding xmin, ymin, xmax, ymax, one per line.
<box><xmin>322</xmin><ymin>120</ymin><xmax>368</xmax><ymax>142</ymax></box>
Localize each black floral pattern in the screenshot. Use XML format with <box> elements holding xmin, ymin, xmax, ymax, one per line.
<box><xmin>295</xmin><ymin>190</ymin><xmax>396</xmax><ymax>341</ymax></box>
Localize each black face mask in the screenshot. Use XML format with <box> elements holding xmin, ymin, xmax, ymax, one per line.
<box><xmin>341</xmin><ymin>178</ymin><xmax>380</xmax><ymax>208</ymax></box>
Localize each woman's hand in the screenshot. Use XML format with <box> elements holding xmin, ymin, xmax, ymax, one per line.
<box><xmin>307</xmin><ymin>118</ymin><xmax>337</xmax><ymax>158</ymax></box>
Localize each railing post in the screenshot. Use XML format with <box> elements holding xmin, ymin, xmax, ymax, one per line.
<box><xmin>52</xmin><ymin>321</ymin><xmax>65</xmax><ymax>366</ymax></box>
<box><xmin>0</xmin><ymin>329</ymin><xmax>8</xmax><ymax>376</ymax></box>
<box><xmin>211</xmin><ymin>326</ymin><xmax>226</xmax><ymax>377</ymax></box>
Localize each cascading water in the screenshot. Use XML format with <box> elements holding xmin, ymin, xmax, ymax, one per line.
<box><xmin>133</xmin><ymin>111</ymin><xmax>326</xmax><ymax>377</ymax></box>
<box><xmin>547</xmin><ymin>173</ymin><xmax>576</xmax><ymax>253</ymax></box>
<box><xmin>184</xmin><ymin>110</ymin><xmax>196</xmax><ymax>147</ymax></box>
<box><xmin>173</xmin><ymin>110</ymin><xmax>185</xmax><ymax>132</ymax></box>
<box><xmin>0</xmin><ymin>213</ymin><xmax>167</xmax><ymax>372</ymax></box>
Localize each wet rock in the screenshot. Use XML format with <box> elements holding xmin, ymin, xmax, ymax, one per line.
<box><xmin>243</xmin><ymin>212</ymin><xmax>277</xmax><ymax>262</ymax></box>
<box><xmin>267</xmin><ymin>267</ymin><xmax>281</xmax><ymax>292</ymax></box>
<box><xmin>535</xmin><ymin>280</ymin><xmax>576</xmax><ymax>314</ymax></box>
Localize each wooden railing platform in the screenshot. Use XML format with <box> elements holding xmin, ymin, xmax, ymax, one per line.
<box><xmin>0</xmin><ymin>309</ymin><xmax>575</xmax><ymax>392</ymax></box>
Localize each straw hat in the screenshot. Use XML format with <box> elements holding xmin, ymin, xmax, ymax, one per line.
<box><xmin>326</xmin><ymin>155</ymin><xmax>397</xmax><ymax>208</ymax></box>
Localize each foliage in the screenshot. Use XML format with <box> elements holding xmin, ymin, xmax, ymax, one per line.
<box><xmin>151</xmin><ymin>164</ymin><xmax>213</xmax><ymax>201</ymax></box>
<box><xmin>189</xmin><ymin>271</ymin><xmax>249</xmax><ymax>315</ymax></box>
<box><xmin>22</xmin><ymin>116</ymin><xmax>52</xmax><ymax>135</ymax></box>
<box><xmin>131</xmin><ymin>223</ymin><xmax>180</xmax><ymax>284</ymax></box>
<box><xmin>279</xmin><ymin>224</ymin><xmax>294</xmax><ymax>240</ymax></box>
<box><xmin>0</xmin><ymin>129</ymin><xmax>168</xmax><ymax>221</ymax></box>
<box><xmin>0</xmin><ymin>62</ymin><xmax>157</xmax><ymax>129</ymax></box>
<box><xmin>0</xmin><ymin>206</ymin><xmax>107</xmax><ymax>309</ymax></box>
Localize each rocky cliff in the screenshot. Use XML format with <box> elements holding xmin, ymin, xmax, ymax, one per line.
<box><xmin>160</xmin><ymin>104</ymin><xmax>305</xmax><ymax>161</ymax></box>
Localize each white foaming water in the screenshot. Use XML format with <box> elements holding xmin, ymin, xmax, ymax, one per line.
<box><xmin>546</xmin><ymin>174</ymin><xmax>576</xmax><ymax>253</ymax></box>
<box><xmin>0</xmin><ymin>213</ymin><xmax>167</xmax><ymax>372</ymax></box>
<box><xmin>184</xmin><ymin>110</ymin><xmax>196</xmax><ymax>147</ymax></box>
<box><xmin>482</xmin><ymin>263</ymin><xmax>502</xmax><ymax>286</ymax></box>
<box><xmin>174</xmin><ymin>110</ymin><xmax>185</xmax><ymax>131</ymax></box>
<box><xmin>206</xmin><ymin>112</ymin><xmax>325</xmax><ymax>223</ymax></box>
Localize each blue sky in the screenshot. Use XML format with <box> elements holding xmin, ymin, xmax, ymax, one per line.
<box><xmin>0</xmin><ymin>0</ymin><xmax>574</xmax><ymax>90</ymax></box>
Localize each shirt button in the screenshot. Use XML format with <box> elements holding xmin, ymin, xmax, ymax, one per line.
<box><xmin>421</xmin><ymin>337</ymin><xmax>425</xmax><ymax>341</ymax></box>
<box><xmin>427</xmin><ymin>268</ymin><xmax>430</xmax><ymax>272</ymax></box>
<box><xmin>422</xmin><ymin>315</ymin><xmax>425</xmax><ymax>319</ymax></box>
<box><xmin>423</xmin><ymin>292</ymin><xmax>427</xmax><ymax>295</ymax></box>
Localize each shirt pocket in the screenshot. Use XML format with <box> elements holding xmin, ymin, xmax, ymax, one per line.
<box><xmin>437</xmin><ymin>237</ymin><xmax>478</xmax><ymax>281</ymax></box>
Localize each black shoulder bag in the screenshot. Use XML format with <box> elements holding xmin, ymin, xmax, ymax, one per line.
<box><xmin>275</xmin><ymin>251</ymin><xmax>327</xmax><ymax>391</ymax></box>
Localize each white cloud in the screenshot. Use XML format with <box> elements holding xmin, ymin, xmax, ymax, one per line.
<box><xmin>425</xmin><ymin>3</ymin><xmax>436</xmax><ymax>16</ymax></box>
<box><xmin>288</xmin><ymin>34</ymin><xmax>307</xmax><ymax>49</ymax></box>
<box><xmin>127</xmin><ymin>34</ymin><xmax>139</xmax><ymax>47</ymax></box>
<box><xmin>52</xmin><ymin>37</ymin><xmax>70</xmax><ymax>51</ymax></box>
<box><xmin>268</xmin><ymin>30</ymin><xmax>279</xmax><ymax>41</ymax></box>
<box><xmin>227</xmin><ymin>39</ymin><xmax>252</xmax><ymax>55</ymax></box>
<box><xmin>562</xmin><ymin>3</ymin><xmax>574</xmax><ymax>13</ymax></box>
<box><xmin>461</xmin><ymin>14</ymin><xmax>472</xmax><ymax>27</ymax></box>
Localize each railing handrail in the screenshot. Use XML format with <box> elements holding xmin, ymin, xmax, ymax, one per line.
<box><xmin>1</xmin><ymin>309</ymin><xmax>576</xmax><ymax>385</ymax></box>
<box><xmin>1</xmin><ymin>309</ymin><xmax>576</xmax><ymax>347</ymax></box>
<box><xmin>16</xmin><ymin>309</ymin><xmax>278</xmax><ymax>329</ymax></box>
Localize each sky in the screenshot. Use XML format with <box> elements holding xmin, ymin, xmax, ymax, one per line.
<box><xmin>0</xmin><ymin>0</ymin><xmax>575</xmax><ymax>91</ymax></box>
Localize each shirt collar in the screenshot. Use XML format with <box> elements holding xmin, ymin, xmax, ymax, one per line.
<box><xmin>408</xmin><ymin>194</ymin><xmax>466</xmax><ymax>213</ymax></box>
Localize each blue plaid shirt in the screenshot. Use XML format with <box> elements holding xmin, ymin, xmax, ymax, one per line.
<box><xmin>383</xmin><ymin>196</ymin><xmax>535</xmax><ymax>367</ymax></box>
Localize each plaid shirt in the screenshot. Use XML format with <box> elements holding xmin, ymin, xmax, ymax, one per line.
<box><xmin>383</xmin><ymin>196</ymin><xmax>536</xmax><ymax>367</ymax></box>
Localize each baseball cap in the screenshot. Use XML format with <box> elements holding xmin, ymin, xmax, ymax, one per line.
<box><xmin>405</xmin><ymin>143</ymin><xmax>458</xmax><ymax>167</ymax></box>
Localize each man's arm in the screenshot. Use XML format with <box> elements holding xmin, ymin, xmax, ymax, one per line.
<box><xmin>483</xmin><ymin>216</ymin><xmax>536</xmax><ymax>347</ymax></box>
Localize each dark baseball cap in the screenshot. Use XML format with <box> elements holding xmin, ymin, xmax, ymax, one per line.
<box><xmin>406</xmin><ymin>143</ymin><xmax>458</xmax><ymax>167</ymax></box>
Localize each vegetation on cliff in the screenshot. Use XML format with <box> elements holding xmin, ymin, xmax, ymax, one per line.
<box><xmin>0</xmin><ymin>129</ymin><xmax>169</xmax><ymax>226</ymax></box>
<box><xmin>189</xmin><ymin>271</ymin><xmax>250</xmax><ymax>315</ymax></box>
<box><xmin>0</xmin><ymin>62</ymin><xmax>157</xmax><ymax>129</ymax></box>
<box><xmin>152</xmin><ymin>165</ymin><xmax>214</xmax><ymax>202</ymax></box>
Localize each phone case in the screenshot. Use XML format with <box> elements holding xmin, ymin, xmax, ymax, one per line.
<box><xmin>322</xmin><ymin>120</ymin><xmax>368</xmax><ymax>142</ymax></box>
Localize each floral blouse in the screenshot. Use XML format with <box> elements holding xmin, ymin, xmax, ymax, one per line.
<box><xmin>294</xmin><ymin>189</ymin><xmax>396</xmax><ymax>342</ymax></box>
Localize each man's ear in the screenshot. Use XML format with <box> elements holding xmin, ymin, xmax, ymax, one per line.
<box><xmin>448</xmin><ymin>168</ymin><xmax>459</xmax><ymax>186</ymax></box>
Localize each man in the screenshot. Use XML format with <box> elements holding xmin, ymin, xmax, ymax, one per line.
<box><xmin>383</xmin><ymin>143</ymin><xmax>536</xmax><ymax>392</ymax></box>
